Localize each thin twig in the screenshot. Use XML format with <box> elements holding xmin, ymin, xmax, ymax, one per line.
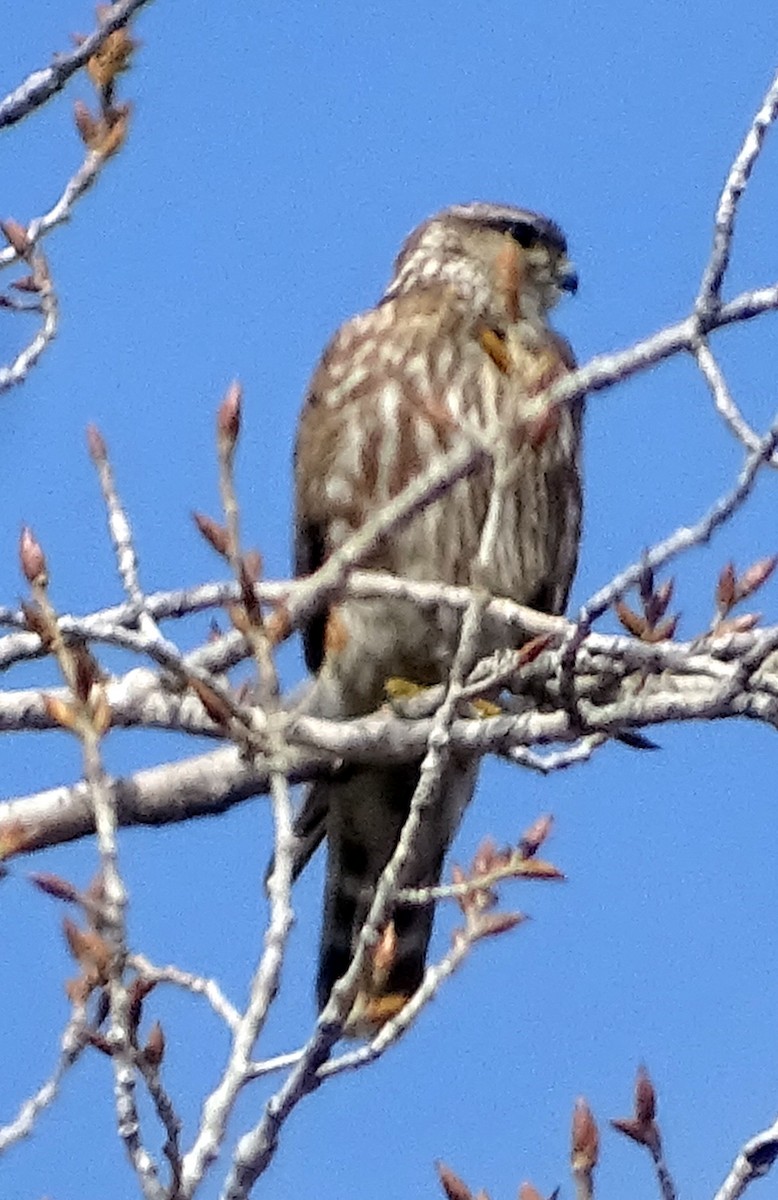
<box><xmin>177</xmin><ymin>771</ymin><xmax>295</xmax><ymax>1198</ymax></box>
<box><xmin>647</xmin><ymin>1137</ymin><xmax>677</xmax><ymax>1200</ymax></box>
<box><xmin>0</xmin><ymin>247</ymin><xmax>58</xmax><ymax>393</ymax></box>
<box><xmin>88</xmin><ymin>427</ymin><xmax>160</xmax><ymax>639</ymax></box>
<box><xmin>128</xmin><ymin>955</ymin><xmax>242</xmax><ymax>1033</ymax></box>
<box><xmin>696</xmin><ymin>67</ymin><xmax>778</xmax><ymax>315</ymax></box>
<box><xmin>558</xmin><ymin>418</ymin><xmax>778</xmax><ymax>711</ymax></box>
<box><xmin>692</xmin><ymin>337</ymin><xmax>777</xmax><ymax>464</ymax></box>
<box><xmin>0</xmin><ymin>152</ymin><xmax>108</xmax><ymax>270</ymax></box>
<box><xmin>0</xmin><ymin>1011</ymin><xmax>87</xmax><ymax>1153</ymax></box>
<box><xmin>82</xmin><ymin>726</ymin><xmax>166</xmax><ymax>1200</ymax></box>
<box><xmin>318</xmin><ymin>925</ymin><xmax>485</xmax><ymax>1078</ymax></box>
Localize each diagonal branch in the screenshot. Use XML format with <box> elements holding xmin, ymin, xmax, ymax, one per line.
<box><xmin>696</xmin><ymin>67</ymin><xmax>778</xmax><ymax>316</ymax></box>
<box><xmin>0</xmin><ymin>0</ymin><xmax>155</xmax><ymax>130</ymax></box>
<box><xmin>713</xmin><ymin>1115</ymin><xmax>778</xmax><ymax>1200</ymax></box>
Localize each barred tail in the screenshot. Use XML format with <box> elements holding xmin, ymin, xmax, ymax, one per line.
<box><xmin>315</xmin><ymin>759</ymin><xmax>475</xmax><ymax>1012</ymax></box>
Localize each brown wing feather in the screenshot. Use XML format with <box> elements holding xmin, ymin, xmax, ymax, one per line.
<box><xmin>293</xmin><ymin>506</ymin><xmax>328</xmax><ymax>673</ymax></box>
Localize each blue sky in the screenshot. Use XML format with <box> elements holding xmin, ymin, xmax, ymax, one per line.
<box><xmin>2</xmin><ymin>3</ymin><xmax>778</xmax><ymax>1197</ymax></box>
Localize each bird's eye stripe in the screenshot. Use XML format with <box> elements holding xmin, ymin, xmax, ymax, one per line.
<box><xmin>487</xmin><ymin>217</ymin><xmax>567</xmax><ymax>254</ymax></box>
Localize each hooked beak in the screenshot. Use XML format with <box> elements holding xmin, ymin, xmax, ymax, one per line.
<box><xmin>560</xmin><ymin>261</ymin><xmax>579</xmax><ymax>295</ymax></box>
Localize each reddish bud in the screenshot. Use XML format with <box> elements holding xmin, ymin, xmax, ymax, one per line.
<box><xmin>615</xmin><ymin>600</ymin><xmax>647</xmax><ymax>639</ymax></box>
<box><xmin>143</xmin><ymin>1021</ymin><xmax>165</xmax><ymax>1067</ymax></box>
<box><xmin>518</xmin><ymin>813</ymin><xmax>553</xmax><ymax>859</ymax></box>
<box><xmin>193</xmin><ymin>511</ymin><xmax>231</xmax><ymax>557</ymax></box>
<box><xmin>189</xmin><ymin>677</ymin><xmax>234</xmax><ymax>729</ymax></box>
<box><xmin>128</xmin><ymin>976</ymin><xmax>155</xmax><ymax>1031</ymax></box>
<box><xmin>73</xmin><ymin>100</ymin><xmax>99</xmax><ymax>147</ymax></box>
<box><xmin>86</xmin><ymin>424</ymin><xmax>107</xmax><ymax>463</ymax></box>
<box><xmin>513</xmin><ymin>858</ymin><xmax>565</xmax><ymax>880</ymax></box>
<box><xmin>217</xmin><ymin>381</ymin><xmax>242</xmax><ymax>455</ymax></box>
<box><xmin>228</xmin><ymin>604</ymin><xmax>252</xmax><ymax>637</ymax></box>
<box><xmin>265</xmin><ymin>603</ymin><xmax>292</xmax><ymax>646</ymax></box>
<box><xmin>238</xmin><ymin>557</ymin><xmax>262</xmax><ymax>623</ymax></box>
<box><xmin>473</xmin><ymin>911</ymin><xmax>525</xmax><ymax>938</ymax></box>
<box><xmin>634</xmin><ymin>1064</ymin><xmax>656</xmax><ymax>1124</ymax></box>
<box><xmin>571</xmin><ymin>1097</ymin><xmax>599</xmax><ymax>1172</ymax></box>
<box><xmin>519</xmin><ymin>1186</ymin><xmax>544</xmax><ymax>1200</ymax></box>
<box><xmin>241</xmin><ymin>549</ymin><xmax>263</xmax><ymax>584</ymax></box>
<box><xmin>65</xmin><ymin>976</ymin><xmax>93</xmax><ymax>1005</ymax></box>
<box><xmin>20</xmin><ymin>526</ymin><xmax>47</xmax><ymax>586</ymax></box>
<box><xmin>43</xmin><ymin>695</ymin><xmax>79</xmax><ymax>733</ymax></box>
<box><xmin>611</xmin><ymin>1116</ymin><xmax>650</xmax><ymax>1145</ymax></box>
<box><xmin>647</xmin><ymin>577</ymin><xmax>674</xmax><ymax>624</ymax></box>
<box><xmin>649</xmin><ymin>615</ymin><xmax>679</xmax><ymax>642</ymax></box>
<box><xmin>1</xmin><ymin>218</ymin><xmax>30</xmax><ymax>257</ymax></box>
<box><xmin>473</xmin><ymin>835</ymin><xmax>500</xmax><ymax>877</ymax></box>
<box><xmin>716</xmin><ymin>562</ymin><xmax>737</xmax><ymax>615</ymax></box>
<box><xmin>90</xmin><ymin>691</ymin><xmax>112</xmax><ymax>738</ymax></box>
<box><xmin>516</xmin><ymin>634</ymin><xmax>553</xmax><ymax>666</ymax></box>
<box><xmin>62</xmin><ymin>918</ymin><xmax>111</xmax><ymax>982</ymax></box>
<box><xmin>71</xmin><ymin>642</ymin><xmax>99</xmax><ymax>704</ymax></box>
<box><xmin>29</xmin><ymin>872</ymin><xmax>80</xmax><ymax>903</ymax></box>
<box><xmin>10</xmin><ymin>275</ymin><xmax>39</xmax><ymax>293</ymax></box>
<box><xmin>96</xmin><ymin>105</ymin><xmax>131</xmax><ymax>158</ymax></box>
<box><xmin>85</xmin><ymin>870</ymin><xmax>106</xmax><ymax>909</ymax></box>
<box><xmin>436</xmin><ymin>1162</ymin><xmax>474</xmax><ymax>1200</ymax></box>
<box><xmin>715</xmin><ymin>613</ymin><xmax>761</xmax><ymax>635</ymax></box>
<box><xmin>737</xmin><ymin>555</ymin><xmax>778</xmax><ymax>602</ymax></box>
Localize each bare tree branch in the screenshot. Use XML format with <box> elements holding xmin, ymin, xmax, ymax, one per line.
<box><xmin>0</xmin><ymin>0</ymin><xmax>155</xmax><ymax>130</ymax></box>
<box><xmin>0</xmin><ymin>242</ymin><xmax>59</xmax><ymax>394</ymax></box>
<box><xmin>0</xmin><ymin>1011</ymin><xmax>87</xmax><ymax>1153</ymax></box>
<box><xmin>696</xmin><ymin>68</ymin><xmax>778</xmax><ymax>316</ymax></box>
<box><xmin>714</xmin><ymin>1116</ymin><xmax>778</xmax><ymax>1200</ymax></box>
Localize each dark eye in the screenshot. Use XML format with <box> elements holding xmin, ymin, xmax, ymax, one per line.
<box><xmin>501</xmin><ymin>215</ymin><xmax>568</xmax><ymax>256</ymax></box>
<box><xmin>487</xmin><ymin>217</ymin><xmax>538</xmax><ymax>248</ymax></box>
<box><xmin>506</xmin><ymin>221</ymin><xmax>538</xmax><ymax>249</ymax></box>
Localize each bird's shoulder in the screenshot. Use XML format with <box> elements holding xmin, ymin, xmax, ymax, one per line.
<box><xmin>305</xmin><ymin>283</ymin><xmax>472</xmax><ymax>400</ymax></box>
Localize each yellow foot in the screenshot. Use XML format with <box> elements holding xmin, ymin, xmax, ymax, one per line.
<box><xmin>470</xmin><ymin>698</ymin><xmax>503</xmax><ymax>718</ymax></box>
<box><xmin>386</xmin><ymin>678</ymin><xmax>503</xmax><ymax>718</ymax></box>
<box><xmin>384</xmin><ymin>676</ymin><xmax>428</xmax><ymax>700</ymax></box>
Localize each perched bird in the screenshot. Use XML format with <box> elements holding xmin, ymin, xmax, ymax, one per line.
<box><xmin>292</xmin><ymin>202</ymin><xmax>583</xmax><ymax>1021</ymax></box>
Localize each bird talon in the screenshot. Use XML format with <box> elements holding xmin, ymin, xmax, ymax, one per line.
<box><xmin>470</xmin><ymin>698</ymin><xmax>503</xmax><ymax>718</ymax></box>
<box><xmin>384</xmin><ymin>676</ymin><xmax>428</xmax><ymax>700</ymax></box>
